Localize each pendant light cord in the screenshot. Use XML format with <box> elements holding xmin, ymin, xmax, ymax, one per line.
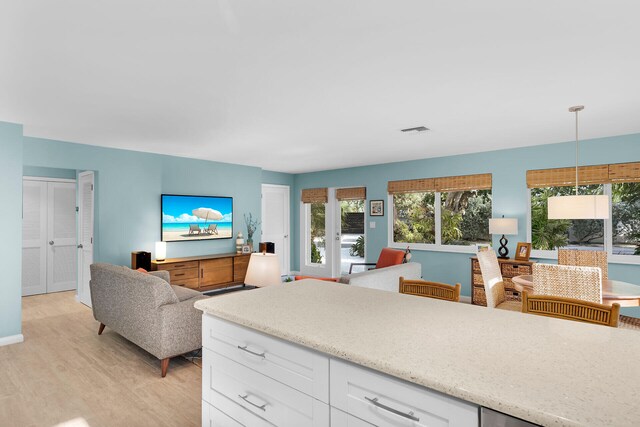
<box><xmin>575</xmin><ymin>109</ymin><xmax>579</xmax><ymax>196</ymax></box>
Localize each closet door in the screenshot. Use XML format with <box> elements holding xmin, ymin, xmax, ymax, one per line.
<box><xmin>78</xmin><ymin>171</ymin><xmax>94</xmax><ymax>307</ymax></box>
<box><xmin>46</xmin><ymin>182</ymin><xmax>77</xmax><ymax>293</ymax></box>
<box><xmin>22</xmin><ymin>180</ymin><xmax>48</xmax><ymax>296</ymax></box>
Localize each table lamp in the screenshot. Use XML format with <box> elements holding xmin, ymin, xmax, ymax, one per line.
<box><xmin>155</xmin><ymin>241</ymin><xmax>167</xmax><ymax>262</ymax></box>
<box><xmin>244</xmin><ymin>253</ymin><xmax>281</xmax><ymax>287</ymax></box>
<box><xmin>489</xmin><ymin>216</ymin><xmax>518</xmax><ymax>259</ymax></box>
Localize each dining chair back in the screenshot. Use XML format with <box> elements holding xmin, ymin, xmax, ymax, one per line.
<box><xmin>477</xmin><ymin>250</ymin><xmax>506</xmax><ymax>308</ymax></box>
<box><xmin>399</xmin><ymin>277</ymin><xmax>461</xmax><ymax>302</ymax></box>
<box><xmin>533</xmin><ymin>263</ymin><xmax>602</xmax><ymax>304</ymax></box>
<box><xmin>522</xmin><ymin>291</ymin><xmax>619</xmax><ymax>327</ymax></box>
<box><xmin>558</xmin><ymin>249</ymin><xmax>608</xmax><ymax>280</ymax></box>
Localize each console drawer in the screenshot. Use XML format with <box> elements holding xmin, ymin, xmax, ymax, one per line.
<box><xmin>203</xmin><ymin>349</ymin><xmax>329</xmax><ymax>427</ymax></box>
<box><xmin>169</xmin><ymin>267</ymin><xmax>199</xmax><ymax>282</ymax></box>
<box><xmin>203</xmin><ymin>315</ymin><xmax>329</xmax><ymax>403</ymax></box>
<box><xmin>156</xmin><ymin>260</ymin><xmax>199</xmax><ymax>271</ymax></box>
<box><xmin>330</xmin><ymin>358</ymin><xmax>478</xmax><ymax>427</ymax></box>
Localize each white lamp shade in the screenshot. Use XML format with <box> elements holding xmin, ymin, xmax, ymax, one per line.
<box><xmin>548</xmin><ymin>195</ymin><xmax>609</xmax><ymax>219</ymax></box>
<box><xmin>244</xmin><ymin>253</ymin><xmax>281</xmax><ymax>287</ymax></box>
<box><xmin>155</xmin><ymin>241</ymin><xmax>167</xmax><ymax>261</ymax></box>
<box><xmin>489</xmin><ymin>218</ymin><xmax>518</xmax><ymax>235</ymax></box>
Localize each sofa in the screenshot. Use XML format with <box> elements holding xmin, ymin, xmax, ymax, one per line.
<box><xmin>340</xmin><ymin>262</ymin><xmax>422</xmax><ymax>292</ymax></box>
<box><xmin>89</xmin><ymin>263</ymin><xmax>208</xmax><ymax>377</ymax></box>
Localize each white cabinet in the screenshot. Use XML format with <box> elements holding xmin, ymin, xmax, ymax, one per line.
<box><xmin>202</xmin><ymin>314</ymin><xmax>479</xmax><ymax>427</ymax></box>
<box><xmin>330</xmin><ymin>358</ymin><xmax>478</xmax><ymax>427</ymax></box>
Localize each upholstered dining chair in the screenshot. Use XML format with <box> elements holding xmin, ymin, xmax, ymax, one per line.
<box><xmin>476</xmin><ymin>250</ymin><xmax>521</xmax><ymax>311</ymax></box>
<box><xmin>399</xmin><ymin>277</ymin><xmax>461</xmax><ymax>302</ymax></box>
<box><xmin>348</xmin><ymin>247</ymin><xmax>406</xmax><ymax>274</ymax></box>
<box><xmin>532</xmin><ymin>263</ymin><xmax>602</xmax><ymax>304</ymax></box>
<box><xmin>522</xmin><ymin>291</ymin><xmax>620</xmax><ymax>327</ymax></box>
<box><xmin>558</xmin><ymin>249</ymin><xmax>608</xmax><ymax>280</ymax></box>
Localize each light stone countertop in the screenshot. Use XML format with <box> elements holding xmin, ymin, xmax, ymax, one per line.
<box><xmin>194</xmin><ymin>280</ymin><xmax>640</xmax><ymax>426</ymax></box>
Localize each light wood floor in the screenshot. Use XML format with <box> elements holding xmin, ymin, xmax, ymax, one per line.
<box><xmin>0</xmin><ymin>292</ymin><xmax>201</xmax><ymax>427</ymax></box>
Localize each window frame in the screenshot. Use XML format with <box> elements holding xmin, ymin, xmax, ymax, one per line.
<box><xmin>387</xmin><ymin>191</ymin><xmax>491</xmax><ymax>254</ymax></box>
<box><xmin>526</xmin><ymin>185</ymin><xmax>640</xmax><ymax>265</ymax></box>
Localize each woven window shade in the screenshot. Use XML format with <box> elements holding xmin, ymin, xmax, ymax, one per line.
<box><xmin>336</xmin><ymin>187</ymin><xmax>366</xmax><ymax>201</ymax></box>
<box><xmin>526</xmin><ymin>165</ymin><xmax>609</xmax><ymax>188</ymax></box>
<box><xmin>301</xmin><ymin>188</ymin><xmax>328</xmax><ymax>203</ymax></box>
<box><xmin>609</xmin><ymin>162</ymin><xmax>640</xmax><ymax>183</ymax></box>
<box><xmin>387</xmin><ymin>178</ymin><xmax>435</xmax><ymax>194</ymax></box>
<box><xmin>435</xmin><ymin>173</ymin><xmax>492</xmax><ymax>192</ymax></box>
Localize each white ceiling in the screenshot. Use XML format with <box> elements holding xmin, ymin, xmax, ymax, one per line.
<box><xmin>2</xmin><ymin>1</ymin><xmax>639</xmax><ymax>173</ymax></box>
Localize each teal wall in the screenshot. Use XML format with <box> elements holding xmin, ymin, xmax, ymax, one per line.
<box><xmin>293</xmin><ymin>133</ymin><xmax>640</xmax><ymax>313</ymax></box>
<box><xmin>23</xmin><ymin>137</ymin><xmax>264</xmax><ymax>266</ymax></box>
<box><xmin>0</xmin><ymin>122</ymin><xmax>24</xmax><ymax>339</ymax></box>
<box><xmin>23</xmin><ymin>165</ymin><xmax>77</xmax><ymax>180</ymax></box>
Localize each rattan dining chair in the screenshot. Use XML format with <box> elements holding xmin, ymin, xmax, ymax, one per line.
<box><xmin>558</xmin><ymin>249</ymin><xmax>608</xmax><ymax>280</ymax></box>
<box><xmin>399</xmin><ymin>277</ymin><xmax>461</xmax><ymax>302</ymax></box>
<box><xmin>532</xmin><ymin>263</ymin><xmax>602</xmax><ymax>303</ymax></box>
<box><xmin>522</xmin><ymin>291</ymin><xmax>620</xmax><ymax>327</ymax></box>
<box><xmin>476</xmin><ymin>250</ymin><xmax>521</xmax><ymax>311</ymax></box>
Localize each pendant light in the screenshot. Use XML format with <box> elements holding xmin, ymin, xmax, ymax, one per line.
<box><xmin>547</xmin><ymin>106</ymin><xmax>609</xmax><ymax>219</ymax></box>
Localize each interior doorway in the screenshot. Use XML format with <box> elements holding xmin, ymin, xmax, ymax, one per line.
<box><xmin>336</xmin><ymin>199</ymin><xmax>366</xmax><ymax>275</ymax></box>
<box><xmin>78</xmin><ymin>171</ymin><xmax>95</xmax><ymax>307</ymax></box>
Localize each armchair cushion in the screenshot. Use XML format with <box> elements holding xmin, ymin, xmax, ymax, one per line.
<box><xmin>375</xmin><ymin>248</ymin><xmax>406</xmax><ymax>269</ymax></box>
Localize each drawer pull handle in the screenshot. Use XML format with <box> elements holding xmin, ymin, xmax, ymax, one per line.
<box><xmin>175</xmin><ymin>273</ymin><xmax>185</xmax><ymax>277</ymax></box>
<box><xmin>175</xmin><ymin>264</ymin><xmax>184</xmax><ymax>268</ymax></box>
<box><xmin>364</xmin><ymin>396</ymin><xmax>420</xmax><ymax>422</ymax></box>
<box><xmin>238</xmin><ymin>394</ymin><xmax>267</xmax><ymax>411</ymax></box>
<box><xmin>238</xmin><ymin>345</ymin><xmax>266</xmax><ymax>358</ymax></box>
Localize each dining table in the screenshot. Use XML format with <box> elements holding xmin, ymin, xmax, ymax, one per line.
<box><xmin>512</xmin><ymin>274</ymin><xmax>640</xmax><ymax>307</ymax></box>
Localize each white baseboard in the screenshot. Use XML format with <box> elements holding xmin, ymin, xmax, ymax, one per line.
<box><xmin>460</xmin><ymin>295</ymin><xmax>472</xmax><ymax>304</ymax></box>
<box><xmin>0</xmin><ymin>334</ymin><xmax>24</xmax><ymax>347</ymax></box>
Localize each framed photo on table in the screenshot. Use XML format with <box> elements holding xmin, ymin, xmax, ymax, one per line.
<box><xmin>370</xmin><ymin>200</ymin><xmax>384</xmax><ymax>216</ymax></box>
<box><xmin>515</xmin><ymin>242</ymin><xmax>532</xmax><ymax>261</ymax></box>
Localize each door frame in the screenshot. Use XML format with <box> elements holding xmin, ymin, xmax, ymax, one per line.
<box><xmin>261</xmin><ymin>184</ymin><xmax>291</xmax><ymax>275</ymax></box>
<box><xmin>333</xmin><ymin>189</ymin><xmax>367</xmax><ymax>276</ymax></box>
<box><xmin>77</xmin><ymin>171</ymin><xmax>95</xmax><ymax>307</ymax></box>
<box><xmin>299</xmin><ymin>188</ymin><xmax>337</xmax><ymax>277</ymax></box>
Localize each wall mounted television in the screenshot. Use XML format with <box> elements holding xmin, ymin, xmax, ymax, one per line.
<box><xmin>161</xmin><ymin>194</ymin><xmax>233</xmax><ymax>242</ymax></box>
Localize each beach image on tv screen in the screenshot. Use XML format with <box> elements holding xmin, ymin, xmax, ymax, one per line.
<box><xmin>161</xmin><ymin>195</ymin><xmax>233</xmax><ymax>242</ymax></box>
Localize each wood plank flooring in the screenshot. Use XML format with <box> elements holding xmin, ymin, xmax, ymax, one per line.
<box><xmin>0</xmin><ymin>291</ymin><xmax>201</xmax><ymax>427</ymax></box>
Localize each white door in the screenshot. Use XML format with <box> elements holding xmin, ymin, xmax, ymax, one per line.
<box><xmin>46</xmin><ymin>182</ymin><xmax>77</xmax><ymax>293</ymax></box>
<box><xmin>300</xmin><ymin>188</ymin><xmax>336</xmax><ymax>277</ymax></box>
<box><xmin>261</xmin><ymin>184</ymin><xmax>290</xmax><ymax>275</ymax></box>
<box><xmin>22</xmin><ymin>180</ymin><xmax>48</xmax><ymax>296</ymax></box>
<box><xmin>78</xmin><ymin>172</ymin><xmax>95</xmax><ymax>307</ymax></box>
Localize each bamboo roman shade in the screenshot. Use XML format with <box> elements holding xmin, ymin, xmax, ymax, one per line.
<box><xmin>388</xmin><ymin>173</ymin><xmax>491</xmax><ymax>194</ymax></box>
<box><xmin>336</xmin><ymin>187</ymin><xmax>366</xmax><ymax>201</ymax></box>
<box><xmin>301</xmin><ymin>188</ymin><xmax>328</xmax><ymax>203</ymax></box>
<box><xmin>527</xmin><ymin>162</ymin><xmax>640</xmax><ymax>188</ymax></box>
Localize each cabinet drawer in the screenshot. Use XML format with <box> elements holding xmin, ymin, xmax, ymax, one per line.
<box><xmin>472</xmin><ymin>286</ymin><xmax>487</xmax><ymax>306</ymax></box>
<box><xmin>472</xmin><ymin>273</ymin><xmax>483</xmax><ymax>286</ymax></box>
<box><xmin>156</xmin><ymin>260</ymin><xmax>199</xmax><ymax>271</ymax></box>
<box><xmin>471</xmin><ymin>259</ymin><xmax>480</xmax><ymax>273</ymax></box>
<box><xmin>203</xmin><ymin>315</ymin><xmax>329</xmax><ymax>403</ymax></box>
<box><xmin>173</xmin><ymin>278</ymin><xmax>200</xmax><ymax>289</ymax></box>
<box><xmin>202</xmin><ymin>398</ymin><xmax>271</xmax><ymax>427</ymax></box>
<box><xmin>201</xmin><ymin>258</ymin><xmax>234</xmax><ymax>286</ymax></box>
<box><xmin>501</xmin><ymin>263</ymin><xmax>532</xmax><ymax>277</ymax></box>
<box><xmin>169</xmin><ymin>267</ymin><xmax>199</xmax><ymax>282</ymax></box>
<box><xmin>330</xmin><ymin>359</ymin><xmax>478</xmax><ymax>427</ymax></box>
<box><xmin>203</xmin><ymin>349</ymin><xmax>330</xmax><ymax>427</ymax></box>
<box><xmin>330</xmin><ymin>407</ymin><xmax>374</xmax><ymax>426</ymax></box>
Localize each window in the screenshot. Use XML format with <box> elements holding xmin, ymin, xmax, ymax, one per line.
<box><xmin>530</xmin><ymin>185</ymin><xmax>604</xmax><ymax>252</ymax></box>
<box><xmin>612</xmin><ymin>182</ymin><xmax>640</xmax><ymax>256</ymax></box>
<box><xmin>309</xmin><ymin>202</ymin><xmax>326</xmax><ymax>264</ymax></box>
<box><xmin>392</xmin><ymin>192</ymin><xmax>436</xmax><ymax>244</ymax></box>
<box><xmin>441</xmin><ymin>190</ymin><xmax>492</xmax><ymax>246</ymax></box>
<box><xmin>390</xmin><ymin>189</ymin><xmax>492</xmax><ymax>250</ymax></box>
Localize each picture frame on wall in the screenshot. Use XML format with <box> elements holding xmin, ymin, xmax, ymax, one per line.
<box><xmin>515</xmin><ymin>242</ymin><xmax>532</xmax><ymax>261</ymax></box>
<box><xmin>370</xmin><ymin>200</ymin><xmax>384</xmax><ymax>216</ymax></box>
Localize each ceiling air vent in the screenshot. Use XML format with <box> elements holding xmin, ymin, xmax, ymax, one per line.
<box><xmin>401</xmin><ymin>126</ymin><xmax>429</xmax><ymax>133</ymax></box>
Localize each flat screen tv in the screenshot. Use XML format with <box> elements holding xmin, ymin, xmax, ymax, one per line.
<box><xmin>161</xmin><ymin>194</ymin><xmax>233</xmax><ymax>242</ymax></box>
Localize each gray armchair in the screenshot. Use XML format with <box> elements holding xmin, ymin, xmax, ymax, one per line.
<box><xmin>89</xmin><ymin>263</ymin><xmax>208</xmax><ymax>377</ymax></box>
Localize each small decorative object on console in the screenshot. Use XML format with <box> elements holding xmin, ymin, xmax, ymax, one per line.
<box><xmin>241</xmin><ymin>245</ymin><xmax>251</xmax><ymax>254</ymax></box>
<box><xmin>235</xmin><ymin>232</ymin><xmax>244</xmax><ymax>254</ymax></box>
<box><xmin>244</xmin><ymin>213</ymin><xmax>260</xmax><ymax>252</ymax></box>
<box><xmin>515</xmin><ymin>242</ymin><xmax>532</xmax><ymax>261</ymax></box>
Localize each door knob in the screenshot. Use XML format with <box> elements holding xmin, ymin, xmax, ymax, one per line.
<box><xmin>49</xmin><ymin>241</ymin><xmax>54</xmax><ymax>245</ymax></box>
<box><xmin>284</xmin><ymin>235</ymin><xmax>289</xmax><ymax>238</ymax></box>
<box><xmin>77</xmin><ymin>244</ymin><xmax>84</xmax><ymax>249</ymax></box>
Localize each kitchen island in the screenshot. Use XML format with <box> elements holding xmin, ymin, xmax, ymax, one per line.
<box><xmin>194</xmin><ymin>279</ymin><xmax>640</xmax><ymax>426</ymax></box>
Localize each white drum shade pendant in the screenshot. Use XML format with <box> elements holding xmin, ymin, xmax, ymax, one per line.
<box><xmin>547</xmin><ymin>106</ymin><xmax>609</xmax><ymax>220</ymax></box>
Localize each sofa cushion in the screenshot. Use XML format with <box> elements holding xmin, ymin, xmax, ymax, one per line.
<box><xmin>171</xmin><ymin>285</ymin><xmax>201</xmax><ymax>302</ymax></box>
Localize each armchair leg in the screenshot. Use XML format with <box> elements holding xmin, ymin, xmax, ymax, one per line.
<box><xmin>98</xmin><ymin>323</ymin><xmax>105</xmax><ymax>335</ymax></box>
<box><xmin>160</xmin><ymin>358</ymin><xmax>170</xmax><ymax>378</ymax></box>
